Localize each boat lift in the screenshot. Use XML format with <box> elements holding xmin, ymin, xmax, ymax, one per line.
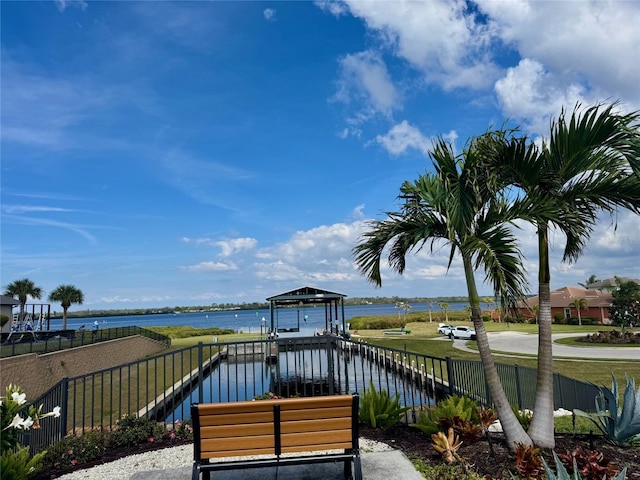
<box><xmin>265</xmin><ymin>286</ymin><xmax>347</xmax><ymax>337</ymax></box>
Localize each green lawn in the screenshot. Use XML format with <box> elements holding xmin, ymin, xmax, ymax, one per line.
<box><xmin>351</xmin><ymin>320</ymin><xmax>639</xmax><ymax>388</ymax></box>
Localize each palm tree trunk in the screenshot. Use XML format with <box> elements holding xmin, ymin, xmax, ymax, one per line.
<box><xmin>463</xmin><ymin>255</ymin><xmax>532</xmax><ymax>449</ymax></box>
<box><xmin>62</xmin><ymin>307</ymin><xmax>68</xmax><ymax>330</ymax></box>
<box><xmin>528</xmin><ymin>224</ymin><xmax>556</xmax><ymax>448</ymax></box>
<box><xmin>19</xmin><ymin>303</ymin><xmax>26</xmax><ymax>331</ymax></box>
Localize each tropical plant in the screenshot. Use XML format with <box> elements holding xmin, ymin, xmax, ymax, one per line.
<box><xmin>1</xmin><ymin>384</ymin><xmax>61</xmax><ymax>480</ymax></box>
<box><xmin>557</xmin><ymin>448</ymin><xmax>621</xmax><ymax>480</ymax></box>
<box><xmin>48</xmin><ymin>284</ymin><xmax>84</xmax><ymax>330</ymax></box>
<box><xmin>0</xmin><ymin>446</ymin><xmax>47</xmax><ymax>480</ymax></box>
<box><xmin>358</xmin><ymin>381</ymin><xmax>411</xmax><ymax>429</ymax></box>
<box><xmin>579</xmin><ymin>275</ymin><xmax>600</xmax><ymax>288</ymax></box>
<box><xmin>514</xmin><ymin>442</ymin><xmax>543</xmax><ymax>479</ymax></box>
<box><xmin>569</xmin><ymin>298</ymin><xmax>588</xmax><ymax>326</ymax></box>
<box><xmin>481</xmin><ymin>102</ymin><xmax>640</xmax><ymax>448</ymax></box>
<box><xmin>431</xmin><ymin>427</ymin><xmax>463</xmax><ymax>464</ymax></box>
<box><xmin>542</xmin><ymin>451</ymin><xmax>627</xmax><ymax>480</ymax></box>
<box><xmin>574</xmin><ymin>375</ymin><xmax>640</xmax><ymax>446</ymax></box>
<box><xmin>353</xmin><ymin>135</ymin><xmax>536</xmax><ymax>449</ymax></box>
<box><xmin>3</xmin><ymin>278</ymin><xmax>42</xmax><ymax>331</ymax></box>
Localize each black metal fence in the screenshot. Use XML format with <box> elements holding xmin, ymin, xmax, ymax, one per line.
<box><xmin>23</xmin><ymin>335</ymin><xmax>600</xmax><ymax>453</ymax></box>
<box><xmin>0</xmin><ymin>326</ymin><xmax>170</xmax><ymax>358</ymax></box>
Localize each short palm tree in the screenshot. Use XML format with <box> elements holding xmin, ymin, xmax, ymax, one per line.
<box><xmin>353</xmin><ymin>136</ymin><xmax>536</xmax><ymax>449</ymax></box>
<box><xmin>568</xmin><ymin>298</ymin><xmax>588</xmax><ymax>326</ymax></box>
<box><xmin>49</xmin><ymin>285</ymin><xmax>84</xmax><ymax>330</ymax></box>
<box><xmin>439</xmin><ymin>302</ymin><xmax>450</xmax><ymax>322</ymax></box>
<box><xmin>482</xmin><ymin>102</ymin><xmax>640</xmax><ymax>448</ymax></box>
<box><xmin>3</xmin><ymin>278</ymin><xmax>43</xmax><ymax>330</ymax></box>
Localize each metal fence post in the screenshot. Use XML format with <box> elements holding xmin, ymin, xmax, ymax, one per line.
<box><xmin>60</xmin><ymin>377</ymin><xmax>69</xmax><ymax>438</ymax></box>
<box><xmin>514</xmin><ymin>364</ymin><xmax>523</xmax><ymax>410</ymax></box>
<box><xmin>198</xmin><ymin>342</ymin><xmax>204</xmax><ymax>404</ymax></box>
<box><xmin>446</xmin><ymin>357</ymin><xmax>455</xmax><ymax>396</ymax></box>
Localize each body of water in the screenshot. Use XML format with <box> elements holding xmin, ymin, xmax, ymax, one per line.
<box><xmin>52</xmin><ymin>302</ymin><xmax>470</xmax><ymax>334</ymax></box>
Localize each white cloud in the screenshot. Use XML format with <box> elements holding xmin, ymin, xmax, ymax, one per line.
<box><xmin>479</xmin><ymin>0</ymin><xmax>640</xmax><ymax>105</ymax></box>
<box><xmin>216</xmin><ymin>238</ymin><xmax>258</xmax><ymax>257</ymax></box>
<box><xmin>339</xmin><ymin>0</ymin><xmax>501</xmax><ymax>90</ymax></box>
<box><xmin>376</xmin><ymin>120</ymin><xmax>431</xmax><ymax>156</ymax></box>
<box><xmin>263</xmin><ymin>8</ymin><xmax>276</xmax><ymax>21</ymax></box>
<box><xmin>55</xmin><ymin>0</ymin><xmax>87</xmax><ymax>12</ymax></box>
<box><xmin>2</xmin><ymin>205</ymin><xmax>75</xmax><ymax>214</ymax></box>
<box><xmin>333</xmin><ymin>50</ymin><xmax>399</xmax><ymax>122</ymax></box>
<box><xmin>181</xmin><ymin>261</ymin><xmax>238</xmax><ymax>272</ymax></box>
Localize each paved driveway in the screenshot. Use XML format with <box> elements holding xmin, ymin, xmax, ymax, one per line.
<box><xmin>453</xmin><ymin>331</ymin><xmax>640</xmax><ymax>360</ymax></box>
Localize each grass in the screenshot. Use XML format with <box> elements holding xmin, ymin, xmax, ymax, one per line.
<box><xmin>351</xmin><ymin>320</ymin><xmax>638</xmax><ymax>388</ymax></box>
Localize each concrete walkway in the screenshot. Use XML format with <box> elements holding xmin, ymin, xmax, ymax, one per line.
<box><xmin>452</xmin><ymin>331</ymin><xmax>640</xmax><ymax>360</ymax></box>
<box><xmin>131</xmin><ymin>450</ymin><xmax>424</xmax><ymax>480</ymax></box>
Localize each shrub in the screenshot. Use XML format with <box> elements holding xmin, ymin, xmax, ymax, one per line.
<box><xmin>108</xmin><ymin>414</ymin><xmax>168</xmax><ymax>449</ymax></box>
<box><xmin>359</xmin><ymin>381</ymin><xmax>411</xmax><ymax>429</ymax></box>
<box><xmin>557</xmin><ymin>448</ymin><xmax>621</xmax><ymax>480</ymax></box>
<box><xmin>412</xmin><ymin>395</ymin><xmax>481</xmax><ymax>438</ymax></box>
<box><xmin>42</xmin><ymin>430</ymin><xmax>109</xmax><ymax>471</ymax></box>
<box><xmin>553</xmin><ymin>312</ymin><xmax>566</xmax><ymax>324</ymax></box>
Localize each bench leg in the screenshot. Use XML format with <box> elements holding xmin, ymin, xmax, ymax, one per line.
<box><xmin>353</xmin><ymin>455</ymin><xmax>363</xmax><ymax>480</ymax></box>
<box><xmin>343</xmin><ymin>459</ymin><xmax>352</xmax><ymax>479</ymax></box>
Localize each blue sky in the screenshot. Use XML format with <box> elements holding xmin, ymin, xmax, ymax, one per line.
<box><xmin>2</xmin><ymin>1</ymin><xmax>639</xmax><ymax>311</ymax></box>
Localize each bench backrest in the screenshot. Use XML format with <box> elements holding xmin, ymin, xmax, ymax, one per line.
<box><xmin>192</xmin><ymin>394</ymin><xmax>359</xmax><ymax>460</ymax></box>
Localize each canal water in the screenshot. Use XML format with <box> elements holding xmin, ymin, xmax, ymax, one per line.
<box><xmin>58</xmin><ymin>302</ymin><xmax>469</xmax><ymax>334</ymax></box>
<box><xmin>165</xmin><ymin>337</ymin><xmax>437</xmax><ymax>423</ymax></box>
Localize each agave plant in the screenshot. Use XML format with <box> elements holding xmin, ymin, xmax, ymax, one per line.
<box><xmin>542</xmin><ymin>451</ymin><xmax>627</xmax><ymax>480</ymax></box>
<box><xmin>574</xmin><ymin>375</ymin><xmax>640</xmax><ymax>446</ymax></box>
<box><xmin>431</xmin><ymin>427</ymin><xmax>463</xmax><ymax>464</ymax></box>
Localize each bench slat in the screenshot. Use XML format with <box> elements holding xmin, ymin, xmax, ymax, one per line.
<box><xmin>280</xmin><ymin>417</ymin><xmax>351</xmax><ymax>433</ymax></box>
<box><xmin>200</xmin><ymin>423</ymin><xmax>273</xmax><ymax>439</ymax></box>
<box><xmin>281</xmin><ymin>429</ymin><xmax>352</xmax><ymax>448</ymax></box>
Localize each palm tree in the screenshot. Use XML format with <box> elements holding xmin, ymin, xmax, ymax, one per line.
<box><xmin>439</xmin><ymin>302</ymin><xmax>450</xmax><ymax>322</ymax></box>
<box><xmin>427</xmin><ymin>301</ymin><xmax>435</xmax><ymax>322</ymax></box>
<box><xmin>568</xmin><ymin>298</ymin><xmax>588</xmax><ymax>326</ymax></box>
<box><xmin>353</xmin><ymin>136</ymin><xmax>535</xmax><ymax>449</ymax></box>
<box><xmin>482</xmin><ymin>102</ymin><xmax>640</xmax><ymax>448</ymax></box>
<box><xmin>49</xmin><ymin>285</ymin><xmax>84</xmax><ymax>330</ymax></box>
<box><xmin>3</xmin><ymin>278</ymin><xmax>43</xmax><ymax>330</ymax></box>
<box><xmin>579</xmin><ymin>275</ymin><xmax>600</xmax><ymax>288</ymax></box>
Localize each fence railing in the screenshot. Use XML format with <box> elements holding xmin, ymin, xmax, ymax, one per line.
<box><xmin>0</xmin><ymin>326</ymin><xmax>170</xmax><ymax>358</ymax></box>
<box><xmin>23</xmin><ymin>335</ymin><xmax>600</xmax><ymax>453</ymax></box>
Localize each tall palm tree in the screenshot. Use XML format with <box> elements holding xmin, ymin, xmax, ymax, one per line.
<box><xmin>482</xmin><ymin>102</ymin><xmax>640</xmax><ymax>448</ymax></box>
<box><xmin>568</xmin><ymin>298</ymin><xmax>588</xmax><ymax>326</ymax></box>
<box><xmin>3</xmin><ymin>278</ymin><xmax>43</xmax><ymax>330</ymax></box>
<box><xmin>49</xmin><ymin>285</ymin><xmax>84</xmax><ymax>330</ymax></box>
<box><xmin>353</xmin><ymin>136</ymin><xmax>536</xmax><ymax>449</ymax></box>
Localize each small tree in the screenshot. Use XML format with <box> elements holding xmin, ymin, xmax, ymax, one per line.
<box><xmin>48</xmin><ymin>285</ymin><xmax>84</xmax><ymax>330</ymax></box>
<box><xmin>609</xmin><ymin>279</ymin><xmax>640</xmax><ymax>333</ymax></box>
<box><xmin>439</xmin><ymin>302</ymin><xmax>450</xmax><ymax>322</ymax></box>
<box><xmin>579</xmin><ymin>274</ymin><xmax>600</xmax><ymax>288</ymax></box>
<box><xmin>568</xmin><ymin>298</ymin><xmax>588</xmax><ymax>326</ymax></box>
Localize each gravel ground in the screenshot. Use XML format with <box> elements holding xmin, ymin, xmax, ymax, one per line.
<box><xmin>55</xmin><ymin>438</ymin><xmax>395</xmax><ymax>480</ymax></box>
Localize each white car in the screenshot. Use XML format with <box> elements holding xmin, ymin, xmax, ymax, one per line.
<box><xmin>437</xmin><ymin>324</ymin><xmax>455</xmax><ymax>335</ymax></box>
<box><xmin>450</xmin><ymin>326</ymin><xmax>477</xmax><ymax>340</ymax></box>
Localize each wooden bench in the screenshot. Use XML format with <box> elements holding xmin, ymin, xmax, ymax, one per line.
<box><xmin>191</xmin><ymin>393</ymin><xmax>362</xmax><ymax>480</ymax></box>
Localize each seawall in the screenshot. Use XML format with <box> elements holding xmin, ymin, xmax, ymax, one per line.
<box><xmin>0</xmin><ymin>336</ymin><xmax>167</xmax><ymax>398</ymax></box>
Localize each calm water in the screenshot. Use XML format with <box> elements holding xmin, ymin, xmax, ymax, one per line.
<box><xmin>56</xmin><ymin>302</ymin><xmax>469</xmax><ymax>334</ymax></box>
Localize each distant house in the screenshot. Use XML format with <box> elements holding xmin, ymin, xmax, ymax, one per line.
<box><xmin>584</xmin><ymin>277</ymin><xmax>640</xmax><ymax>291</ymax></box>
<box><xmin>0</xmin><ymin>295</ymin><xmax>19</xmax><ymax>332</ymax></box>
<box><xmin>517</xmin><ymin>286</ymin><xmax>613</xmax><ymax>324</ymax></box>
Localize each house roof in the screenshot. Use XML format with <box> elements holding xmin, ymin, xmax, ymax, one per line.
<box><xmin>0</xmin><ymin>295</ymin><xmax>19</xmax><ymax>307</ymax></box>
<box><xmin>584</xmin><ymin>277</ymin><xmax>640</xmax><ymax>290</ymax></box>
<box><xmin>520</xmin><ymin>286</ymin><xmax>613</xmax><ymax>309</ymax></box>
